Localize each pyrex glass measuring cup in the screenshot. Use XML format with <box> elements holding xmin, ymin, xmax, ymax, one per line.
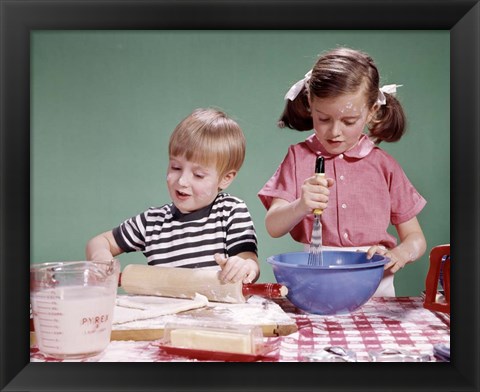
<box><xmin>30</xmin><ymin>259</ymin><xmax>120</xmax><ymax>359</ymax></box>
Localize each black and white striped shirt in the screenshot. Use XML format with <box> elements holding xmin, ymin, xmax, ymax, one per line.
<box><xmin>112</xmin><ymin>193</ymin><xmax>258</xmax><ymax>269</ymax></box>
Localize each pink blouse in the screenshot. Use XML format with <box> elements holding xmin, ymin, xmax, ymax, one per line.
<box><xmin>258</xmin><ymin>134</ymin><xmax>426</xmax><ymax>248</ymax></box>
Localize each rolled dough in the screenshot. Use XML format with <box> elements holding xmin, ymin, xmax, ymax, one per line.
<box><xmin>113</xmin><ymin>293</ymin><xmax>209</xmax><ymax>325</ymax></box>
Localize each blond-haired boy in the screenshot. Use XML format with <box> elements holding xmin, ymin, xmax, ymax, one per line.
<box><xmin>86</xmin><ymin>108</ymin><xmax>259</xmax><ymax>283</ymax></box>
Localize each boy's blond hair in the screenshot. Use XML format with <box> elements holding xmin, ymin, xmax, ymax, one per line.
<box><xmin>169</xmin><ymin>108</ymin><xmax>246</xmax><ymax>177</ymax></box>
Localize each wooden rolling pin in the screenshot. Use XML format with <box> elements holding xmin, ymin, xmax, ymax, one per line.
<box><xmin>119</xmin><ymin>264</ymin><xmax>287</xmax><ymax>304</ymax></box>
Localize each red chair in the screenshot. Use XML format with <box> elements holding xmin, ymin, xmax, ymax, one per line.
<box><xmin>423</xmin><ymin>244</ymin><xmax>450</xmax><ymax>314</ymax></box>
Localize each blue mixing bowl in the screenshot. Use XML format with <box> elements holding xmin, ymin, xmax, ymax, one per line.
<box><xmin>267</xmin><ymin>251</ymin><xmax>389</xmax><ymax>315</ymax></box>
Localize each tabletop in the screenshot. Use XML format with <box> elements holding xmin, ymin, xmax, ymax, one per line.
<box><xmin>30</xmin><ymin>296</ymin><xmax>449</xmax><ymax>362</ymax></box>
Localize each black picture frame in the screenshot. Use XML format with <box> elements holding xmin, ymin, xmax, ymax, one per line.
<box><xmin>1</xmin><ymin>0</ymin><xmax>478</xmax><ymax>391</ymax></box>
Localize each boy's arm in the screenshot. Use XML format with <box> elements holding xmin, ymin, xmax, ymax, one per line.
<box><xmin>85</xmin><ymin>230</ymin><xmax>124</xmax><ymax>261</ymax></box>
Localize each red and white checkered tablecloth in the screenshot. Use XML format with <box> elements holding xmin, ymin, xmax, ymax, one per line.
<box><xmin>273</xmin><ymin>296</ymin><xmax>449</xmax><ymax>362</ymax></box>
<box><xmin>30</xmin><ymin>297</ymin><xmax>449</xmax><ymax>362</ymax></box>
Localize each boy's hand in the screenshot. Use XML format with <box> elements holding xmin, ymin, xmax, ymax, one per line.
<box><xmin>214</xmin><ymin>253</ymin><xmax>258</xmax><ymax>284</ymax></box>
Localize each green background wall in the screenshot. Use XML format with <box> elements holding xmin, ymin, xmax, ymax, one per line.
<box><xmin>31</xmin><ymin>30</ymin><xmax>449</xmax><ymax>296</ymax></box>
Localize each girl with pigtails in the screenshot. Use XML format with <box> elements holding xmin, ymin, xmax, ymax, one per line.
<box><xmin>258</xmin><ymin>47</ymin><xmax>427</xmax><ymax>296</ymax></box>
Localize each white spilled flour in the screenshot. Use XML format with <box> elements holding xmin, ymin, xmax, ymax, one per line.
<box><xmin>205</xmin><ymin>296</ymin><xmax>294</xmax><ymax>325</ymax></box>
<box><xmin>113</xmin><ymin>293</ymin><xmax>209</xmax><ymax>325</ymax></box>
<box><xmin>112</xmin><ymin>295</ymin><xmax>294</xmax><ymax>331</ymax></box>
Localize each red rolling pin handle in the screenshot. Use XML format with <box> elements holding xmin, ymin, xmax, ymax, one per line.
<box><xmin>242</xmin><ymin>283</ymin><xmax>288</xmax><ymax>299</ymax></box>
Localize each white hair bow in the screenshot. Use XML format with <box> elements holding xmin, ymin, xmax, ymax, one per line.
<box><xmin>377</xmin><ymin>84</ymin><xmax>403</xmax><ymax>105</ymax></box>
<box><xmin>284</xmin><ymin>70</ymin><xmax>312</xmax><ymax>101</ymax></box>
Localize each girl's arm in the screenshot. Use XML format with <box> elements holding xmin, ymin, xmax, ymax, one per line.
<box><xmin>265</xmin><ymin>198</ymin><xmax>310</xmax><ymax>238</ymax></box>
<box><xmin>367</xmin><ymin>217</ymin><xmax>427</xmax><ymax>273</ymax></box>
<box><xmin>85</xmin><ymin>230</ymin><xmax>124</xmax><ymax>261</ymax></box>
<box><xmin>265</xmin><ymin>175</ymin><xmax>334</xmax><ymax>238</ymax></box>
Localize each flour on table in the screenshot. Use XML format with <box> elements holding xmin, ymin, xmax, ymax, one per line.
<box><xmin>202</xmin><ymin>295</ymin><xmax>294</xmax><ymax>325</ymax></box>
<box><xmin>112</xmin><ymin>295</ymin><xmax>294</xmax><ymax>331</ymax></box>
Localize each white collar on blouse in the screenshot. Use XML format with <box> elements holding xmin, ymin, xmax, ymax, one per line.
<box><xmin>305</xmin><ymin>133</ymin><xmax>376</xmax><ymax>159</ymax></box>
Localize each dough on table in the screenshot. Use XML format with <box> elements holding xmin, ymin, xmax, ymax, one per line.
<box><xmin>113</xmin><ymin>293</ymin><xmax>209</xmax><ymax>325</ymax></box>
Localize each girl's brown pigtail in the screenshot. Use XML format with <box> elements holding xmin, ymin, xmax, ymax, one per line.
<box><xmin>278</xmin><ymin>86</ymin><xmax>313</xmax><ymax>131</ymax></box>
<box><xmin>369</xmin><ymin>93</ymin><xmax>406</xmax><ymax>144</ymax></box>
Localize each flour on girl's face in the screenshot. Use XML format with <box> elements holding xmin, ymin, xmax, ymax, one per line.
<box><xmin>338</xmin><ymin>101</ymin><xmax>364</xmax><ymax>114</ymax></box>
<box><xmin>310</xmin><ymin>90</ymin><xmax>373</xmax><ymax>155</ymax></box>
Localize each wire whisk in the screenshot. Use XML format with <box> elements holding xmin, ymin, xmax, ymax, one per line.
<box><xmin>308</xmin><ymin>214</ymin><xmax>324</xmax><ymax>266</ymax></box>
<box><xmin>307</xmin><ymin>155</ymin><xmax>325</xmax><ymax>266</ymax></box>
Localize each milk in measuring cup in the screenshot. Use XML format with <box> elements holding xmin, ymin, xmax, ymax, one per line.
<box><xmin>31</xmin><ymin>285</ymin><xmax>116</xmax><ymax>359</ymax></box>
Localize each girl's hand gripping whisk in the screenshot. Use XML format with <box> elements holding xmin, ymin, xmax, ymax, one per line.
<box><xmin>308</xmin><ymin>156</ymin><xmax>325</xmax><ymax>266</ymax></box>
